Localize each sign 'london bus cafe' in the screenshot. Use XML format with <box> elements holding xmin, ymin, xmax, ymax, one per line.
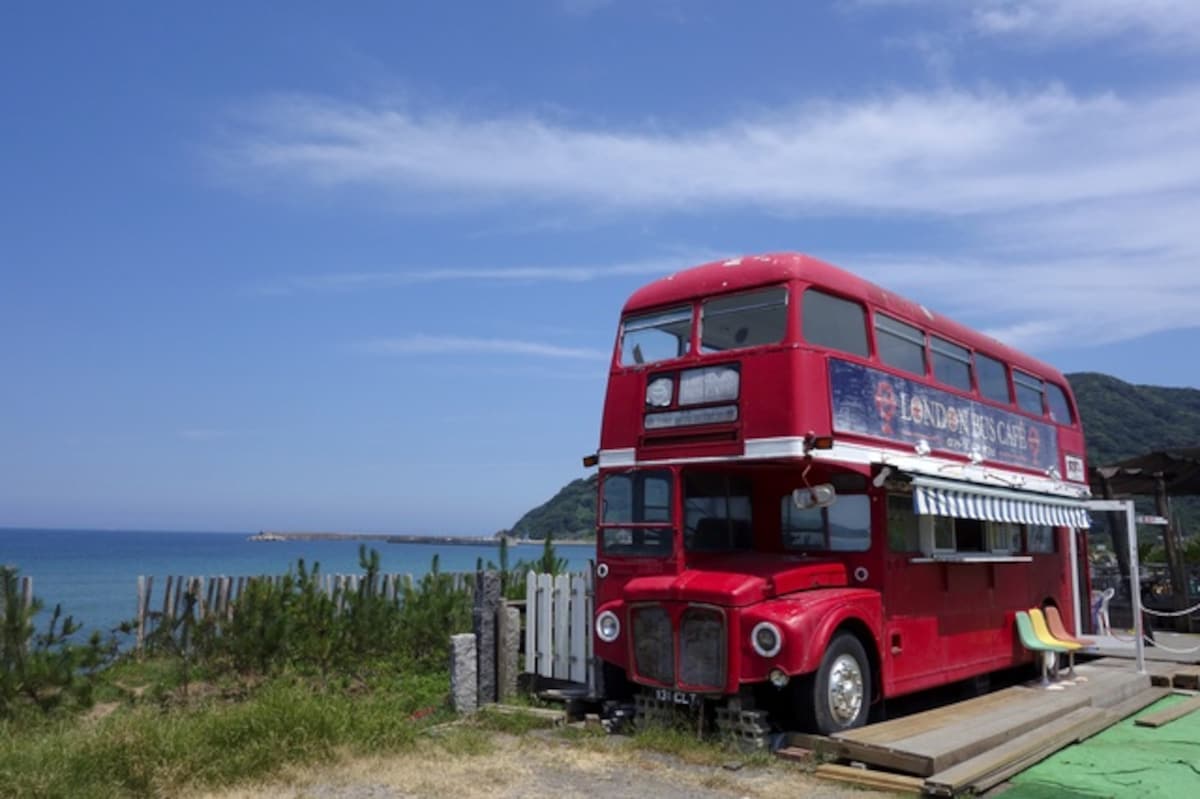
<box><xmin>829</xmin><ymin>359</ymin><xmax>1059</xmax><ymax>473</ymax></box>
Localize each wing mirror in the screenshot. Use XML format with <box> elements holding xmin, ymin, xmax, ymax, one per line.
<box><xmin>792</xmin><ymin>483</ymin><xmax>837</xmax><ymax>510</ymax></box>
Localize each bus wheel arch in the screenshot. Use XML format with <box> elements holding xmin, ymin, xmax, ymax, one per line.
<box><xmin>799</xmin><ymin>621</ymin><xmax>879</xmax><ymax>734</ymax></box>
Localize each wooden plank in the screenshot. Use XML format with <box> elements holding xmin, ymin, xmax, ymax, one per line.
<box><xmin>1173</xmin><ymin>666</ymin><xmax>1200</xmax><ymax>690</ymax></box>
<box><xmin>552</xmin><ymin>574</ymin><xmax>570</xmax><ymax>680</ymax></box>
<box><xmin>1103</xmin><ymin>686</ymin><xmax>1171</xmax><ymax>722</ymax></box>
<box><xmin>568</xmin><ymin>574</ymin><xmax>587</xmax><ymax>684</ymax></box>
<box><xmin>825</xmin><ymin>738</ymin><xmax>935</xmax><ymax>777</ymax></box>
<box><xmin>537</xmin><ymin>573</ymin><xmax>553</xmax><ymax>678</ymax></box>
<box><xmin>968</xmin><ymin>710</ymin><xmax>1117</xmax><ymax>794</ymax></box>
<box><xmin>1134</xmin><ymin>695</ymin><xmax>1200</xmax><ymax>728</ymax></box>
<box><xmin>895</xmin><ymin>691</ymin><xmax>1091</xmax><ymax>774</ymax></box>
<box><xmin>583</xmin><ymin>569</ymin><xmax>595</xmax><ymax>693</ymax></box>
<box><xmin>924</xmin><ymin>706</ymin><xmax>1105</xmax><ymax>795</ymax></box>
<box><xmin>814</xmin><ymin>763</ymin><xmax>924</xmax><ymax>794</ymax></box>
<box><xmin>837</xmin><ymin>686</ymin><xmax>1027</xmax><ymax>745</ymax></box>
<box><xmin>524</xmin><ymin>571</ymin><xmax>537</xmax><ymax>675</ymax></box>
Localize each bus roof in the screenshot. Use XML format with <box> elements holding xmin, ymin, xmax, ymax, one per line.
<box><xmin>622</xmin><ymin>252</ymin><xmax>1068</xmax><ymax>385</ymax></box>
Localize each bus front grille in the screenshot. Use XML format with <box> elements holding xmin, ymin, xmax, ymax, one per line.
<box><xmin>679</xmin><ymin>606</ymin><xmax>725</xmax><ymax>689</ymax></box>
<box><xmin>631</xmin><ymin>605</ymin><xmax>674</xmax><ymax>684</ymax></box>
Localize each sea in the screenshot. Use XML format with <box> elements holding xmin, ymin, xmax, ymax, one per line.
<box><xmin>0</xmin><ymin>528</ymin><xmax>594</xmax><ymax>639</ymax></box>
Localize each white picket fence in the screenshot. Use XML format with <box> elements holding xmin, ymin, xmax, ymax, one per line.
<box><xmin>523</xmin><ymin>570</ymin><xmax>594</xmax><ymax>689</ymax></box>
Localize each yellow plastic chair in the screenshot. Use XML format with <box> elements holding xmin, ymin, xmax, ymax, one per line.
<box><xmin>1030</xmin><ymin>607</ymin><xmax>1081</xmax><ymax>678</ymax></box>
<box><xmin>1015</xmin><ymin>610</ymin><xmax>1068</xmax><ymax>687</ymax></box>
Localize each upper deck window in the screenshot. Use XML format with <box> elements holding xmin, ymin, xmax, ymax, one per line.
<box><xmin>621</xmin><ymin>307</ymin><xmax>692</xmax><ymax>366</ymax></box>
<box><xmin>801</xmin><ymin>289</ymin><xmax>869</xmax><ymax>357</ymax></box>
<box><xmin>875</xmin><ymin>314</ymin><xmax>926</xmax><ymax>376</ymax></box>
<box><xmin>700</xmin><ymin>287</ymin><xmax>787</xmax><ymax>353</ymax></box>
<box><xmin>977</xmin><ymin>353</ymin><xmax>1011</xmax><ymax>405</ymax></box>
<box><xmin>1013</xmin><ymin>370</ymin><xmax>1045</xmax><ymax>415</ymax></box>
<box><xmin>931</xmin><ymin>336</ymin><xmax>972</xmax><ymax>392</ymax></box>
<box><xmin>1046</xmin><ymin>382</ymin><xmax>1075</xmax><ymax>425</ymax></box>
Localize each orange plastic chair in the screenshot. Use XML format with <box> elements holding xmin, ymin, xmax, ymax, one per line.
<box><xmin>1030</xmin><ymin>607</ymin><xmax>1080</xmax><ymax>679</ymax></box>
<box><xmin>1043</xmin><ymin>605</ymin><xmax>1093</xmax><ymax>679</ymax></box>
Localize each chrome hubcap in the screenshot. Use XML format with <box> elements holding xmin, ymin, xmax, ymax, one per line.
<box><xmin>827</xmin><ymin>654</ymin><xmax>864</xmax><ymax>724</ymax></box>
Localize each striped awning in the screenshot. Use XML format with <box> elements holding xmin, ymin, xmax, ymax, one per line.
<box><xmin>911</xmin><ymin>476</ymin><xmax>1091</xmax><ymax>528</ymax></box>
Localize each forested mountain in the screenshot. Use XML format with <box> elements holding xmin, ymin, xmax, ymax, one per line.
<box><xmin>1066</xmin><ymin>373</ymin><xmax>1200</xmax><ymax>466</ymax></box>
<box><xmin>510</xmin><ymin>374</ymin><xmax>1200</xmax><ymax>540</ymax></box>
<box><xmin>508</xmin><ymin>476</ymin><xmax>597</xmax><ymax>541</ymax></box>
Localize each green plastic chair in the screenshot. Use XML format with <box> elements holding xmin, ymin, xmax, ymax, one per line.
<box><xmin>1015</xmin><ymin>610</ymin><xmax>1068</xmax><ymax>686</ymax></box>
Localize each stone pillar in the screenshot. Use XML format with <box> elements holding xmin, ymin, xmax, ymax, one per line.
<box><xmin>497</xmin><ymin>604</ymin><xmax>521</xmax><ymax>702</ymax></box>
<box><xmin>474</xmin><ymin>570</ymin><xmax>501</xmax><ymax>706</ymax></box>
<box><xmin>450</xmin><ymin>633</ymin><xmax>478</xmax><ymax>714</ymax></box>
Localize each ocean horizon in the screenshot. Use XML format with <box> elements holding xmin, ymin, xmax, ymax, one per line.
<box><xmin>0</xmin><ymin>527</ymin><xmax>593</xmax><ymax>638</ymax></box>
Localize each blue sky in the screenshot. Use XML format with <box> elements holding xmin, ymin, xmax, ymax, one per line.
<box><xmin>3</xmin><ymin>1</ymin><xmax>1199</xmax><ymax>534</ymax></box>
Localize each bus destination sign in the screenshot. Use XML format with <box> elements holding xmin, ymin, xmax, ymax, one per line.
<box><xmin>829</xmin><ymin>359</ymin><xmax>1058</xmax><ymax>473</ymax></box>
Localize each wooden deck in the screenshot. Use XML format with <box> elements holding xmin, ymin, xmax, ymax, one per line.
<box><xmin>783</xmin><ymin>658</ymin><xmax>1166</xmax><ymax>796</ymax></box>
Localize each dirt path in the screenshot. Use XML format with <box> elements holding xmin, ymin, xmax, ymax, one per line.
<box><xmin>194</xmin><ymin>729</ymin><xmax>873</xmax><ymax>799</ymax></box>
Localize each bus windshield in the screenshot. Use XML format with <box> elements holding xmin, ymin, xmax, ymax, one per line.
<box><xmin>599</xmin><ymin>470</ymin><xmax>674</xmax><ymax>556</ymax></box>
<box><xmin>684</xmin><ymin>472</ymin><xmax>752</xmax><ymax>552</ymax></box>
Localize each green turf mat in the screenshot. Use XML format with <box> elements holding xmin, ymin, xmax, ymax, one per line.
<box><xmin>1007</xmin><ymin>694</ymin><xmax>1200</xmax><ymax>798</ymax></box>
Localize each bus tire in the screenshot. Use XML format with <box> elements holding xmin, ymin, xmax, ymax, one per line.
<box><xmin>806</xmin><ymin>633</ymin><xmax>871</xmax><ymax>734</ymax></box>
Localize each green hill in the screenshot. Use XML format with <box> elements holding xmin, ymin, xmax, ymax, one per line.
<box><xmin>1066</xmin><ymin>372</ymin><xmax>1200</xmax><ymax>465</ymax></box>
<box><xmin>509</xmin><ymin>475</ymin><xmax>597</xmax><ymax>541</ymax></box>
<box><xmin>510</xmin><ymin>374</ymin><xmax>1200</xmax><ymax>541</ymax></box>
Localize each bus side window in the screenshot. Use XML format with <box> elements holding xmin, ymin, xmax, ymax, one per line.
<box><xmin>1046</xmin><ymin>383</ymin><xmax>1075</xmax><ymax>424</ymax></box>
<box><xmin>887</xmin><ymin>494</ymin><xmax>920</xmax><ymax>552</ymax></box>
<box><xmin>875</xmin><ymin>313</ymin><xmax>926</xmax><ymax>376</ymax></box>
<box><xmin>931</xmin><ymin>336</ymin><xmax>972</xmax><ymax>392</ymax></box>
<box><xmin>976</xmin><ymin>353</ymin><xmax>1011</xmax><ymax>405</ymax></box>
<box><xmin>801</xmin><ymin>289</ymin><xmax>869</xmax><ymax>357</ymax></box>
<box><xmin>1013</xmin><ymin>370</ymin><xmax>1045</xmax><ymax>415</ymax></box>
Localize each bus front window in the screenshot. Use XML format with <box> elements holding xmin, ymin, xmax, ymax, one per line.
<box><xmin>620</xmin><ymin>307</ymin><xmax>692</xmax><ymax>366</ymax></box>
<box><xmin>684</xmin><ymin>473</ymin><xmax>753</xmax><ymax>552</ymax></box>
<box><xmin>600</xmin><ymin>470</ymin><xmax>674</xmax><ymax>556</ymax></box>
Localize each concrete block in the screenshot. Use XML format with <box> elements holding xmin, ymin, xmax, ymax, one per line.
<box><xmin>498</xmin><ymin>604</ymin><xmax>521</xmax><ymax>701</ymax></box>
<box><xmin>474</xmin><ymin>571</ymin><xmax>501</xmax><ymax>705</ymax></box>
<box><xmin>450</xmin><ymin>633</ymin><xmax>478</xmax><ymax>714</ymax></box>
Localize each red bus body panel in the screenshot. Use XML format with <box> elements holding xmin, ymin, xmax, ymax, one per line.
<box><xmin>594</xmin><ymin>252</ymin><xmax>1089</xmax><ymax>706</ymax></box>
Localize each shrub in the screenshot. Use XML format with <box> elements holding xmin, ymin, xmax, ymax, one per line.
<box><xmin>1</xmin><ymin>566</ymin><xmax>116</xmax><ymax>718</ymax></box>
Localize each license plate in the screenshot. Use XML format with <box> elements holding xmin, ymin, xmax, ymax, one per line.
<box><xmin>655</xmin><ymin>688</ymin><xmax>700</xmax><ymax>706</ymax></box>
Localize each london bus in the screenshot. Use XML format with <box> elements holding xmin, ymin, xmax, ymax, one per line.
<box><xmin>589</xmin><ymin>252</ymin><xmax>1093</xmax><ymax>735</ymax></box>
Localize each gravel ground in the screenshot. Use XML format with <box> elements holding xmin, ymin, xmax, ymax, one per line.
<box><xmin>194</xmin><ymin>727</ymin><xmax>875</xmax><ymax>799</ymax></box>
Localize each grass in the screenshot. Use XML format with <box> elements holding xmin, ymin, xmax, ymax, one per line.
<box><xmin>0</xmin><ymin>665</ymin><xmax>451</xmax><ymax>799</ymax></box>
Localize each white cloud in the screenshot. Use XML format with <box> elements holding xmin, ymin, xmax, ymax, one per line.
<box><xmin>850</xmin><ymin>0</ymin><xmax>1200</xmax><ymax>48</ymax></box>
<box><xmin>226</xmin><ymin>87</ymin><xmax>1200</xmax><ymax>217</ymax></box>
<box><xmin>362</xmin><ymin>335</ymin><xmax>609</xmax><ymax>361</ymax></box>
<box><xmin>968</xmin><ymin>0</ymin><xmax>1200</xmax><ymax>47</ymax></box>
<box><xmin>225</xmin><ymin>84</ymin><xmax>1200</xmax><ymax>352</ymax></box>
<box><xmin>253</xmin><ymin>256</ymin><xmax>704</xmax><ymax>295</ymax></box>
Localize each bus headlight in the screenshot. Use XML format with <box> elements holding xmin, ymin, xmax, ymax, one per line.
<box><xmin>646</xmin><ymin>377</ymin><xmax>673</xmax><ymax>407</ymax></box>
<box><xmin>751</xmin><ymin>621</ymin><xmax>782</xmax><ymax>657</ymax></box>
<box><xmin>597</xmin><ymin>611</ymin><xmax>621</xmax><ymax>643</ymax></box>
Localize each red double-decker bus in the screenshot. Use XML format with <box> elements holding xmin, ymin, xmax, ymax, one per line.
<box><xmin>590</xmin><ymin>252</ymin><xmax>1093</xmax><ymax>734</ymax></box>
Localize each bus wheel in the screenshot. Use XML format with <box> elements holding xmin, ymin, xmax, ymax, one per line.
<box><xmin>808</xmin><ymin>633</ymin><xmax>871</xmax><ymax>734</ymax></box>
